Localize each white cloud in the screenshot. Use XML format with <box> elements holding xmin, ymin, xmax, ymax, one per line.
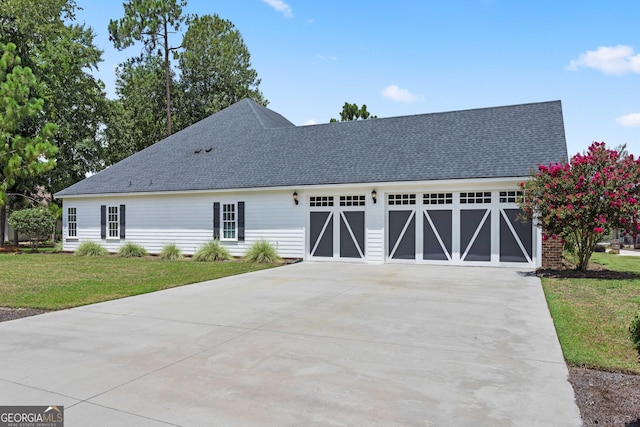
<box><xmin>302</xmin><ymin>119</ymin><xmax>317</xmax><ymax>126</ymax></box>
<box><xmin>261</xmin><ymin>0</ymin><xmax>293</xmax><ymax>18</ymax></box>
<box><xmin>567</xmin><ymin>45</ymin><xmax>640</xmax><ymax>75</ymax></box>
<box><xmin>382</xmin><ymin>85</ymin><xmax>421</xmax><ymax>103</ymax></box>
<box><xmin>317</xmin><ymin>54</ymin><xmax>338</xmax><ymax>61</ymax></box>
<box><xmin>616</xmin><ymin>113</ymin><xmax>640</xmax><ymax>127</ymax></box>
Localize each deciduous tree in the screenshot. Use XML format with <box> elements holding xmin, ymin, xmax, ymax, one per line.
<box><xmin>519</xmin><ymin>142</ymin><xmax>640</xmax><ymax>271</ymax></box>
<box><xmin>1</xmin><ymin>0</ymin><xmax>109</xmax><ymax>194</ymax></box>
<box><xmin>8</xmin><ymin>206</ymin><xmax>56</xmax><ymax>251</ymax></box>
<box><xmin>176</xmin><ymin>14</ymin><xmax>267</xmax><ymax>127</ymax></box>
<box><xmin>330</xmin><ymin>102</ymin><xmax>377</xmax><ymax>122</ymax></box>
<box><xmin>104</xmin><ymin>56</ymin><xmax>170</xmax><ymax>164</ymax></box>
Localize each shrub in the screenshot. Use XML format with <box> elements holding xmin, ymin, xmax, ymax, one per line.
<box><xmin>518</xmin><ymin>142</ymin><xmax>640</xmax><ymax>271</ymax></box>
<box><xmin>193</xmin><ymin>240</ymin><xmax>231</xmax><ymax>262</ymax></box>
<box><xmin>118</xmin><ymin>242</ymin><xmax>148</xmax><ymax>258</ymax></box>
<box><xmin>243</xmin><ymin>239</ymin><xmax>281</xmax><ymax>263</ymax></box>
<box><xmin>75</xmin><ymin>241</ymin><xmax>108</xmax><ymax>257</ymax></box>
<box><xmin>159</xmin><ymin>243</ymin><xmax>183</xmax><ymax>260</ymax></box>
<box><xmin>594</xmin><ymin>244</ymin><xmax>606</xmax><ymax>253</ymax></box>
<box><xmin>631</xmin><ymin>310</ymin><xmax>640</xmax><ymax>360</ymax></box>
<box><xmin>8</xmin><ymin>207</ymin><xmax>56</xmax><ymax>251</ymax></box>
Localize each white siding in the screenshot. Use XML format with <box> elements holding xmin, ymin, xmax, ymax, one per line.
<box><xmin>366</xmin><ymin>196</ymin><xmax>385</xmax><ymax>264</ymax></box>
<box><xmin>60</xmin><ymin>177</ymin><xmax>537</xmax><ymax>267</ymax></box>
<box><xmin>61</xmin><ymin>190</ymin><xmax>305</xmax><ymax>258</ymax></box>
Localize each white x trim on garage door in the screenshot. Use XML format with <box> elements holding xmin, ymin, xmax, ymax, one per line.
<box><xmin>387</xmin><ymin>191</ymin><xmax>535</xmax><ymax>266</ymax></box>
<box><xmin>308</xmin><ymin>195</ymin><xmax>366</xmax><ymax>261</ymax></box>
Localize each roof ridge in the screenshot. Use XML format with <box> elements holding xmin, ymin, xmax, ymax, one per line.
<box><xmin>244</xmin><ymin>99</ymin><xmax>267</xmax><ymax>128</ymax></box>
<box><xmin>302</xmin><ymin>100</ymin><xmax>563</xmax><ymax>129</ymax></box>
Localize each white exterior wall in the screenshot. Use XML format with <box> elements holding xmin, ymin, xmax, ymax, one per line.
<box><xmin>60</xmin><ymin>177</ymin><xmax>540</xmax><ymax>267</ymax></box>
<box><xmin>61</xmin><ymin>189</ymin><xmax>305</xmax><ymax>258</ymax></box>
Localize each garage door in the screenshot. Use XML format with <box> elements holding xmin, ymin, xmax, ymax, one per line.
<box><xmin>309</xmin><ymin>195</ymin><xmax>366</xmax><ymax>261</ymax></box>
<box><xmin>387</xmin><ymin>191</ymin><xmax>534</xmax><ymax>266</ymax></box>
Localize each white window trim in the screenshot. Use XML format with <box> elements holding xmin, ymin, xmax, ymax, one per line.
<box><xmin>108</xmin><ymin>206</ymin><xmax>119</xmax><ymax>239</ymax></box>
<box><xmin>67</xmin><ymin>207</ymin><xmax>77</xmax><ymax>239</ymax></box>
<box><xmin>221</xmin><ymin>203</ymin><xmax>237</xmax><ymax>241</ymax></box>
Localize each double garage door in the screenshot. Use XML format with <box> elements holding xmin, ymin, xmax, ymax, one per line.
<box><xmin>308</xmin><ymin>196</ymin><xmax>366</xmax><ymax>261</ymax></box>
<box><xmin>307</xmin><ymin>191</ymin><xmax>535</xmax><ymax>266</ymax></box>
<box><xmin>388</xmin><ymin>191</ymin><xmax>534</xmax><ymax>265</ymax></box>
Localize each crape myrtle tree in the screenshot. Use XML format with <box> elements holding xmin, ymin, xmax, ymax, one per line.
<box><xmin>518</xmin><ymin>142</ymin><xmax>640</xmax><ymax>271</ymax></box>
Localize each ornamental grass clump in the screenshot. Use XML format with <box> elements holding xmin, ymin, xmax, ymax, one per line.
<box><xmin>75</xmin><ymin>241</ymin><xmax>108</xmax><ymax>257</ymax></box>
<box><xmin>193</xmin><ymin>240</ymin><xmax>231</xmax><ymax>262</ymax></box>
<box><xmin>118</xmin><ymin>242</ymin><xmax>148</xmax><ymax>258</ymax></box>
<box><xmin>159</xmin><ymin>243</ymin><xmax>183</xmax><ymax>260</ymax></box>
<box><xmin>243</xmin><ymin>239</ymin><xmax>281</xmax><ymax>263</ymax></box>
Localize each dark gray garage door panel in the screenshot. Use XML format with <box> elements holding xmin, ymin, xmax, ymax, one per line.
<box><xmin>461</xmin><ymin>209</ymin><xmax>491</xmax><ymax>262</ymax></box>
<box><xmin>340</xmin><ymin>211</ymin><xmax>365</xmax><ymax>258</ymax></box>
<box><xmin>389</xmin><ymin>211</ymin><xmax>416</xmax><ymax>259</ymax></box>
<box><xmin>310</xmin><ymin>211</ymin><xmax>333</xmax><ymax>257</ymax></box>
<box><xmin>423</xmin><ymin>210</ymin><xmax>452</xmax><ymax>261</ymax></box>
<box><xmin>500</xmin><ymin>209</ymin><xmax>532</xmax><ymax>262</ymax></box>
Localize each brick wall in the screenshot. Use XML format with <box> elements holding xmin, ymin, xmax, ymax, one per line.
<box><xmin>542</xmin><ymin>237</ymin><xmax>563</xmax><ymax>269</ymax></box>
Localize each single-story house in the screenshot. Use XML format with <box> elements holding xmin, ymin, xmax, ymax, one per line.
<box><xmin>54</xmin><ymin>99</ymin><xmax>567</xmax><ymax>267</ymax></box>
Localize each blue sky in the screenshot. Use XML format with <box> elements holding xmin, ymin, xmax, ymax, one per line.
<box><xmin>75</xmin><ymin>0</ymin><xmax>640</xmax><ymax>158</ymax></box>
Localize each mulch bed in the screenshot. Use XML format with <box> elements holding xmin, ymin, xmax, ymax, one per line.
<box><xmin>0</xmin><ymin>307</ymin><xmax>50</xmax><ymax>322</ymax></box>
<box><xmin>569</xmin><ymin>366</ymin><xmax>640</xmax><ymax>426</ymax></box>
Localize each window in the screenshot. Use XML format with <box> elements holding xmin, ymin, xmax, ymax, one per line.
<box><xmin>499</xmin><ymin>191</ymin><xmax>523</xmax><ymax>203</ymax></box>
<box><xmin>388</xmin><ymin>194</ymin><xmax>416</xmax><ymax>205</ymax></box>
<box><xmin>310</xmin><ymin>196</ymin><xmax>334</xmax><ymax>207</ymax></box>
<box><xmin>460</xmin><ymin>192</ymin><xmax>492</xmax><ymax>204</ymax></box>
<box><xmin>68</xmin><ymin>207</ymin><xmax>77</xmax><ymax>238</ymax></box>
<box><xmin>424</xmin><ymin>193</ymin><xmax>453</xmax><ymax>205</ymax></box>
<box><xmin>222</xmin><ymin>203</ymin><xmax>236</xmax><ymax>239</ymax></box>
<box><xmin>213</xmin><ymin>202</ymin><xmax>243</xmax><ymax>241</ymax></box>
<box><xmin>339</xmin><ymin>195</ymin><xmax>365</xmax><ymax>206</ymax></box>
<box><xmin>108</xmin><ymin>206</ymin><xmax>119</xmax><ymax>238</ymax></box>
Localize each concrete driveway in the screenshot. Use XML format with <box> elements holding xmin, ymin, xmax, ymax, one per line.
<box><xmin>0</xmin><ymin>263</ymin><xmax>580</xmax><ymax>426</ymax></box>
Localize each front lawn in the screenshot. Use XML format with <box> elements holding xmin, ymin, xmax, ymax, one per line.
<box><xmin>0</xmin><ymin>253</ymin><xmax>280</xmax><ymax>310</ymax></box>
<box><xmin>542</xmin><ymin>252</ymin><xmax>640</xmax><ymax>374</ymax></box>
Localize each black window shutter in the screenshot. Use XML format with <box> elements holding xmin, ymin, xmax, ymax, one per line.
<box><xmin>213</xmin><ymin>202</ymin><xmax>220</xmax><ymax>239</ymax></box>
<box><xmin>100</xmin><ymin>205</ymin><xmax>106</xmax><ymax>239</ymax></box>
<box><xmin>120</xmin><ymin>205</ymin><xmax>126</xmax><ymax>239</ymax></box>
<box><xmin>238</xmin><ymin>201</ymin><xmax>245</xmax><ymax>241</ymax></box>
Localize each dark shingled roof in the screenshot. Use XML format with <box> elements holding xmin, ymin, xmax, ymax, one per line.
<box><xmin>55</xmin><ymin>98</ymin><xmax>567</xmax><ymax>197</ymax></box>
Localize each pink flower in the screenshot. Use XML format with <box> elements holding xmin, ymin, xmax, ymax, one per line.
<box><xmin>593</xmin><ymin>227</ymin><xmax>604</xmax><ymax>233</ymax></box>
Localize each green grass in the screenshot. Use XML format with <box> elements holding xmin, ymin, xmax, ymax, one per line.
<box><xmin>0</xmin><ymin>253</ymin><xmax>278</xmax><ymax>310</ymax></box>
<box><xmin>542</xmin><ymin>252</ymin><xmax>640</xmax><ymax>373</ymax></box>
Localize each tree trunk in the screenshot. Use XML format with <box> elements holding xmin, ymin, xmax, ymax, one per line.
<box><xmin>0</xmin><ymin>205</ymin><xmax>5</xmax><ymax>246</ymax></box>
<box><xmin>164</xmin><ymin>16</ymin><xmax>172</xmax><ymax>136</ymax></box>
